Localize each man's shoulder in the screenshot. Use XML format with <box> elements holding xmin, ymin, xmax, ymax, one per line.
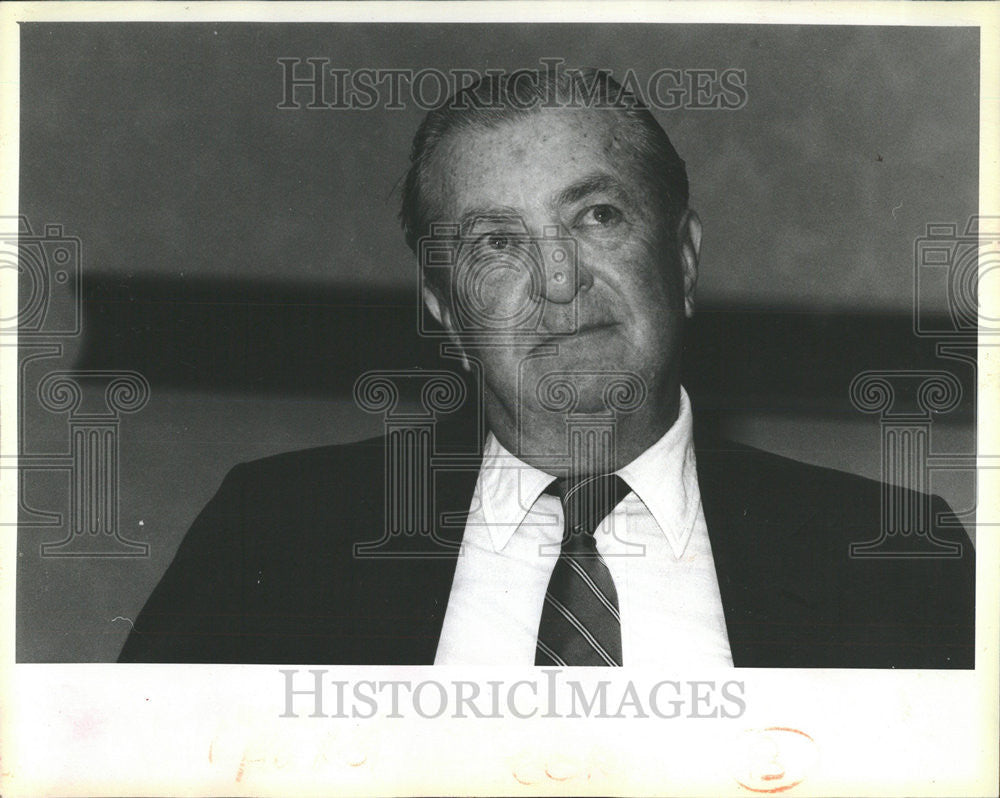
<box><xmin>203</xmin><ymin>436</ymin><xmax>393</xmax><ymax>538</ymax></box>
<box><xmin>695</xmin><ymin>435</ymin><xmax>971</xmax><ymax>554</ymax></box>
<box><xmin>695</xmin><ymin>436</ymin><xmax>886</xmax><ymax>521</ymax></box>
<box><xmin>226</xmin><ymin>412</ymin><xmax>482</xmax><ymax>500</ymax></box>
<box><xmin>226</xmin><ymin>435</ymin><xmax>387</xmax><ymax>486</ymax></box>
<box><xmin>696</xmin><ymin>437</ymin><xmax>974</xmax><ymax>668</ymax></box>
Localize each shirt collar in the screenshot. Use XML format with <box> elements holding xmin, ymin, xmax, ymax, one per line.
<box><xmin>616</xmin><ymin>385</ymin><xmax>701</xmax><ymax>559</ymax></box>
<box><xmin>477</xmin><ymin>433</ymin><xmax>556</xmax><ymax>552</ymax></box>
<box><xmin>476</xmin><ymin>386</ymin><xmax>701</xmax><ymax>558</ymax></box>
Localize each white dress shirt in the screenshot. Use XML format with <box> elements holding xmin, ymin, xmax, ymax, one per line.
<box><xmin>435</xmin><ymin>387</ymin><xmax>734</xmax><ymax>667</ymax></box>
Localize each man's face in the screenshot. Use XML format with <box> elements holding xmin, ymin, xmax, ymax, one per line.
<box><xmin>423</xmin><ymin>108</ymin><xmax>699</xmax><ymax>427</ymax></box>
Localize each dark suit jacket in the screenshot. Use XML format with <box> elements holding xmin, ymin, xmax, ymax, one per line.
<box><xmin>119</xmin><ymin>422</ymin><xmax>975</xmax><ymax>668</ymax></box>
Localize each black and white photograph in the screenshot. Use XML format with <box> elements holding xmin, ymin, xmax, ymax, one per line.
<box><xmin>1</xmin><ymin>2</ymin><xmax>997</xmax><ymax>796</ymax></box>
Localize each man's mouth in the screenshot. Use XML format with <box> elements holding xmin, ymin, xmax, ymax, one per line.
<box><xmin>533</xmin><ymin>321</ymin><xmax>618</xmax><ymax>348</ymax></box>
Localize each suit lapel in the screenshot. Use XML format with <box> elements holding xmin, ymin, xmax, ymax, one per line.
<box><xmin>694</xmin><ymin>433</ymin><xmax>823</xmax><ymax>667</ymax></box>
<box><xmin>694</xmin><ymin>436</ymin><xmax>758</xmax><ymax>661</ymax></box>
<box><xmin>360</xmin><ymin>422</ymin><xmax>483</xmax><ymax>664</ymax></box>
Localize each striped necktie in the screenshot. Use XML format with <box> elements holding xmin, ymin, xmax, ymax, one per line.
<box><xmin>535</xmin><ymin>474</ymin><xmax>630</xmax><ymax>667</ymax></box>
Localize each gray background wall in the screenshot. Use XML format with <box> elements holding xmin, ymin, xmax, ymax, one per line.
<box><xmin>15</xmin><ymin>23</ymin><xmax>979</xmax><ymax>661</ymax></box>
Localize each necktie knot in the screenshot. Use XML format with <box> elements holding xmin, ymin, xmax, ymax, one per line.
<box><xmin>546</xmin><ymin>473</ymin><xmax>630</xmax><ymax>545</ymax></box>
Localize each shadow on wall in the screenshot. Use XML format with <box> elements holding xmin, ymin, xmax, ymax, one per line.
<box><xmin>74</xmin><ymin>273</ymin><xmax>976</xmax><ymax>419</ymax></box>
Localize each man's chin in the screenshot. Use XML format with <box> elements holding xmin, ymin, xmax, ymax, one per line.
<box><xmin>525</xmin><ymin>360</ymin><xmax>648</xmax><ymax>416</ymax></box>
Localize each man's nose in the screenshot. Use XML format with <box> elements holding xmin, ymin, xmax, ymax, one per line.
<box><xmin>537</xmin><ymin>225</ymin><xmax>592</xmax><ymax>304</ymax></box>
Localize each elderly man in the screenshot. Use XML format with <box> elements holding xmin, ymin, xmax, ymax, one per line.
<box><xmin>120</xmin><ymin>69</ymin><xmax>974</xmax><ymax>668</ymax></box>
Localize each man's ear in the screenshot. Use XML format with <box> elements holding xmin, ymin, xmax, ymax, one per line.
<box><xmin>677</xmin><ymin>209</ymin><xmax>702</xmax><ymax>318</ymax></box>
<box><xmin>422</xmin><ymin>283</ymin><xmax>470</xmax><ymax>371</ymax></box>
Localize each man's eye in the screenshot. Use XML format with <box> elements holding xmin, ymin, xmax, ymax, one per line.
<box><xmin>581</xmin><ymin>204</ymin><xmax>623</xmax><ymax>227</ymax></box>
<box><xmin>487</xmin><ymin>235</ymin><xmax>510</xmax><ymax>251</ymax></box>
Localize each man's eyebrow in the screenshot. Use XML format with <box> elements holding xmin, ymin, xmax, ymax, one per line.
<box><xmin>553</xmin><ymin>174</ymin><xmax>631</xmax><ymax>208</ymax></box>
<box><xmin>457</xmin><ymin>204</ymin><xmax>524</xmax><ymax>229</ymax></box>
<box><xmin>450</xmin><ymin>175</ymin><xmax>631</xmax><ymax>230</ymax></box>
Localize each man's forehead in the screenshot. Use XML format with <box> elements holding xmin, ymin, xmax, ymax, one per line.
<box><xmin>428</xmin><ymin>108</ymin><xmax>642</xmax><ymax>219</ymax></box>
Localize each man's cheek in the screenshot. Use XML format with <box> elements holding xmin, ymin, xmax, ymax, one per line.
<box><xmin>632</xmin><ymin>235</ymin><xmax>683</xmax><ymax>301</ymax></box>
